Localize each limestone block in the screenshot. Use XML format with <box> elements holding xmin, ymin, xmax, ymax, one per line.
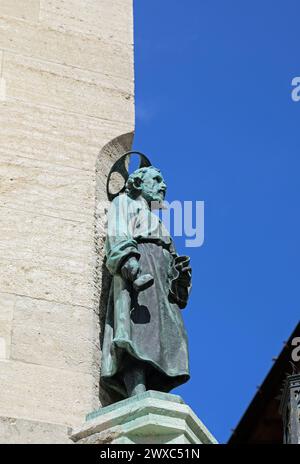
<box><xmin>0</xmin><ymin>207</ymin><xmax>93</xmax><ymax>269</ymax></box>
<box><xmin>40</xmin><ymin>0</ymin><xmax>133</xmax><ymax>44</ymax></box>
<box><xmin>0</xmin><ymin>416</ymin><xmax>72</xmax><ymax>444</ymax></box>
<box><xmin>0</xmin><ymin>15</ymin><xmax>133</xmax><ymax>79</ymax></box>
<box><xmin>0</xmin><ymin>0</ymin><xmax>40</xmax><ymax>21</ymax></box>
<box><xmin>0</xmin><ymin>152</ymin><xmax>95</xmax><ymax>222</ymax></box>
<box><xmin>0</xmin><ymin>360</ymin><xmax>98</xmax><ymax>426</ymax></box>
<box><xmin>0</xmin><ymin>50</ymin><xmax>5</xmax><ymax>101</ymax></box>
<box><xmin>0</xmin><ymin>293</ymin><xmax>15</xmax><ymax>360</ymax></box>
<box><xmin>71</xmin><ymin>391</ymin><xmax>218</xmax><ymax>445</ymax></box>
<box><xmin>0</xmin><ymin>321</ymin><xmax>11</xmax><ymax>359</ymax></box>
<box><xmin>0</xmin><ymin>76</ymin><xmax>6</xmax><ymax>101</ymax></box>
<box><xmin>0</xmin><ymin>258</ymin><xmax>94</xmax><ymax>309</ymax></box>
<box><xmin>0</xmin><ymin>293</ymin><xmax>15</xmax><ymax>321</ymax></box>
<box><xmin>0</xmin><ymin>207</ymin><xmax>96</xmax><ymax>307</ymax></box>
<box><xmin>0</xmin><ymin>100</ymin><xmax>132</xmax><ymax>171</ymax></box>
<box><xmin>3</xmin><ymin>52</ymin><xmax>134</xmax><ymax>121</ymax></box>
<box><xmin>11</xmin><ymin>296</ymin><xmax>100</xmax><ymax>374</ymax></box>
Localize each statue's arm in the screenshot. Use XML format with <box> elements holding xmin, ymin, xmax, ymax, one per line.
<box><xmin>105</xmin><ymin>195</ymin><xmax>140</xmax><ymax>276</ymax></box>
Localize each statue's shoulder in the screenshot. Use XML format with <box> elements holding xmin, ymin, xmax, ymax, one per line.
<box><xmin>111</xmin><ymin>193</ymin><xmax>134</xmax><ymax>205</ymax></box>
<box><xmin>110</xmin><ymin>193</ymin><xmax>139</xmax><ymax>214</ymax></box>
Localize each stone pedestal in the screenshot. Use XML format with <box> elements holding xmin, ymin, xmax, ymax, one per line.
<box><xmin>70</xmin><ymin>391</ymin><xmax>217</xmax><ymax>445</ymax></box>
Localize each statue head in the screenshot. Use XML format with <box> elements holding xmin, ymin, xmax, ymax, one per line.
<box><xmin>125</xmin><ymin>166</ymin><xmax>167</xmax><ymax>206</ymax></box>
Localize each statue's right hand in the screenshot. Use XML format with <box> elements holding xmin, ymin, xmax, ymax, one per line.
<box><xmin>121</xmin><ymin>256</ymin><xmax>140</xmax><ymax>282</ymax></box>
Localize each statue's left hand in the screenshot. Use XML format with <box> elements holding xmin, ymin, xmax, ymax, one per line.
<box><xmin>174</xmin><ymin>256</ymin><xmax>192</xmax><ymax>287</ymax></box>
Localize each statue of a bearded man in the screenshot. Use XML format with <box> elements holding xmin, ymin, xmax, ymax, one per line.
<box><xmin>101</xmin><ymin>164</ymin><xmax>192</xmax><ymax>399</ymax></box>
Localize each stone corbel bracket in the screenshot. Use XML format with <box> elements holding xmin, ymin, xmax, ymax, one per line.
<box><xmin>70</xmin><ymin>390</ymin><xmax>218</xmax><ymax>445</ymax></box>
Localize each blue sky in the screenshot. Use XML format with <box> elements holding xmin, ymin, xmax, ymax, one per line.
<box><xmin>133</xmin><ymin>0</ymin><xmax>300</xmax><ymax>443</ymax></box>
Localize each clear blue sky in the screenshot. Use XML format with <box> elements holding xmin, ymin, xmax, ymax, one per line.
<box><xmin>133</xmin><ymin>0</ymin><xmax>300</xmax><ymax>443</ymax></box>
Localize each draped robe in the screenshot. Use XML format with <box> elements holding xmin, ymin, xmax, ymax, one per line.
<box><xmin>100</xmin><ymin>193</ymin><xmax>190</xmax><ymax>397</ymax></box>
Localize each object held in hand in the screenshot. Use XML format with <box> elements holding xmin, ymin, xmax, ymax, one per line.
<box><xmin>173</xmin><ymin>256</ymin><xmax>191</xmax><ymax>284</ymax></box>
<box><xmin>133</xmin><ymin>274</ymin><xmax>154</xmax><ymax>292</ymax></box>
<box><xmin>168</xmin><ymin>255</ymin><xmax>192</xmax><ymax>309</ymax></box>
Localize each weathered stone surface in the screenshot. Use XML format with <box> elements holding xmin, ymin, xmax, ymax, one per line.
<box><xmin>0</xmin><ymin>293</ymin><xmax>15</xmax><ymax>322</ymax></box>
<box><xmin>11</xmin><ymin>296</ymin><xmax>100</xmax><ymax>374</ymax></box>
<box><xmin>0</xmin><ymin>360</ymin><xmax>97</xmax><ymax>426</ymax></box>
<box><xmin>0</xmin><ymin>153</ymin><xmax>95</xmax><ymax>221</ymax></box>
<box><xmin>0</xmin><ymin>260</ymin><xmax>93</xmax><ymax>310</ymax></box>
<box><xmin>0</xmin><ymin>294</ymin><xmax>15</xmax><ymax>360</ymax></box>
<box><xmin>0</xmin><ymin>15</ymin><xmax>133</xmax><ymax>78</ymax></box>
<box><xmin>0</xmin><ymin>207</ymin><xmax>93</xmax><ymax>263</ymax></box>
<box><xmin>0</xmin><ymin>416</ymin><xmax>72</xmax><ymax>444</ymax></box>
<box><xmin>0</xmin><ymin>209</ymin><xmax>94</xmax><ymax>307</ymax></box>
<box><xmin>40</xmin><ymin>0</ymin><xmax>133</xmax><ymax>44</ymax></box>
<box><xmin>71</xmin><ymin>391</ymin><xmax>218</xmax><ymax>445</ymax></box>
<box><xmin>0</xmin><ymin>0</ymin><xmax>40</xmax><ymax>21</ymax></box>
<box><xmin>0</xmin><ymin>321</ymin><xmax>11</xmax><ymax>359</ymax></box>
<box><xmin>0</xmin><ymin>50</ymin><xmax>4</xmax><ymax>101</ymax></box>
<box><xmin>0</xmin><ymin>100</ymin><xmax>132</xmax><ymax>171</ymax></box>
<box><xmin>0</xmin><ymin>78</ymin><xmax>5</xmax><ymax>101</ymax></box>
<box><xmin>3</xmin><ymin>53</ymin><xmax>133</xmax><ymax>121</ymax></box>
<box><xmin>0</xmin><ymin>133</ymin><xmax>133</xmax><ymax>310</ymax></box>
<box><xmin>0</xmin><ymin>0</ymin><xmax>134</xmax><ymax>444</ymax></box>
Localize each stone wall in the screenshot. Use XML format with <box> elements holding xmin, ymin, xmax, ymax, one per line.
<box><xmin>0</xmin><ymin>0</ymin><xmax>134</xmax><ymax>443</ymax></box>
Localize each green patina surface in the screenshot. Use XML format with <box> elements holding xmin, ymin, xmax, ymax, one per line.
<box><xmin>86</xmin><ymin>390</ymin><xmax>184</xmax><ymax>421</ymax></box>
<box><xmin>71</xmin><ymin>390</ymin><xmax>218</xmax><ymax>444</ymax></box>
<box><xmin>101</xmin><ymin>165</ymin><xmax>192</xmax><ymax>399</ymax></box>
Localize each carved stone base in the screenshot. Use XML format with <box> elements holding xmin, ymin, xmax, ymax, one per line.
<box><xmin>70</xmin><ymin>390</ymin><xmax>217</xmax><ymax>445</ymax></box>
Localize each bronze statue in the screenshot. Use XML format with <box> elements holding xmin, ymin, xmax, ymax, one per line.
<box><xmin>101</xmin><ymin>153</ymin><xmax>192</xmax><ymax>399</ymax></box>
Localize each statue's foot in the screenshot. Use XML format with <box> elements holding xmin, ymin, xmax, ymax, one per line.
<box><xmin>131</xmin><ymin>382</ymin><xmax>146</xmax><ymax>397</ymax></box>
<box><xmin>123</xmin><ymin>359</ymin><xmax>146</xmax><ymax>398</ymax></box>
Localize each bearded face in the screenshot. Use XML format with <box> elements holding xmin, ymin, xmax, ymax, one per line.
<box><xmin>140</xmin><ymin>168</ymin><xmax>167</xmax><ymax>206</ymax></box>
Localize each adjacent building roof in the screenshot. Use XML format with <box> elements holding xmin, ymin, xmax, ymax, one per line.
<box><xmin>228</xmin><ymin>321</ymin><xmax>300</xmax><ymax>444</ymax></box>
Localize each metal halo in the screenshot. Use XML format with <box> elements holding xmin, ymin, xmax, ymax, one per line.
<box><xmin>106</xmin><ymin>151</ymin><xmax>152</xmax><ymax>201</ymax></box>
